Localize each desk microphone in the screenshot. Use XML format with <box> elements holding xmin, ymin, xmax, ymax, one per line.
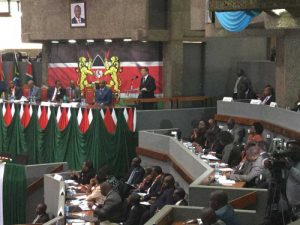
<box><xmin>131</xmin><ymin>76</ymin><xmax>139</xmax><ymax>80</ymax></box>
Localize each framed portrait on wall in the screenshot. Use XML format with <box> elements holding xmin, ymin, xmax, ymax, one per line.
<box><xmin>70</xmin><ymin>1</ymin><xmax>86</xmax><ymax>27</ymax></box>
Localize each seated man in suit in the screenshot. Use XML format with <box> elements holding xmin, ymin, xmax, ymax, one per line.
<box><xmin>95</xmin><ymin>81</ymin><xmax>113</xmax><ymax>106</ymax></box>
<box><xmin>143</xmin><ymin>166</ymin><xmax>163</xmax><ymax>200</ymax></box>
<box><xmin>66</xmin><ymin>80</ymin><xmax>81</xmax><ymax>102</ymax></box>
<box><xmin>209</xmin><ymin>191</ymin><xmax>240</xmax><ymax>225</ymax></box>
<box><xmin>173</xmin><ymin>187</ymin><xmax>188</xmax><ymax>206</ymax></box>
<box><xmin>27</xmin><ymin>80</ymin><xmax>40</xmax><ymax>101</ymax></box>
<box><xmin>7</xmin><ymin>80</ymin><xmax>22</xmax><ymax>100</ymax></box>
<box><xmin>93</xmin><ymin>181</ymin><xmax>124</xmax><ymax>223</ymax></box>
<box><xmin>200</xmin><ymin>207</ymin><xmax>226</xmax><ymax>225</ymax></box>
<box><xmin>260</xmin><ymin>85</ymin><xmax>275</xmax><ymax>105</ymax></box>
<box><xmin>32</xmin><ymin>203</ymin><xmax>50</xmax><ymax>224</ymax></box>
<box><xmin>227</xmin><ymin>145</ymin><xmax>264</xmax><ymax>187</ymax></box>
<box><xmin>71</xmin><ymin>160</ymin><xmax>96</xmax><ymax>185</ymax></box>
<box><xmin>124</xmin><ymin>193</ymin><xmax>146</xmax><ymax>225</ymax></box>
<box><xmin>123</xmin><ymin>157</ymin><xmax>145</xmax><ymax>186</ymax></box>
<box><xmin>139</xmin><ymin>175</ymin><xmax>175</xmax><ymax>225</ymax></box>
<box><xmin>222</xmin><ymin>118</ymin><xmax>244</xmax><ymax>144</ymax></box>
<box><xmin>49</xmin><ymin>80</ymin><xmax>66</xmax><ymax>102</ymax></box>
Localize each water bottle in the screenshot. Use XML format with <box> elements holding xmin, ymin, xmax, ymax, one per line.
<box><xmin>64</xmin><ymin>205</ymin><xmax>69</xmax><ymax>216</ymax></box>
<box><xmin>215</xmin><ymin>162</ymin><xmax>220</xmax><ymax>182</ymax></box>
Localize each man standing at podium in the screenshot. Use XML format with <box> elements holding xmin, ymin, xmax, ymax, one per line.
<box><xmin>138</xmin><ymin>67</ymin><xmax>156</xmax><ymax>110</ymax></box>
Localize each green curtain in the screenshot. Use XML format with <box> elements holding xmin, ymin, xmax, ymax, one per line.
<box><xmin>0</xmin><ymin>106</ymin><xmax>137</xmax><ymax>174</ymax></box>
<box><xmin>5</xmin><ymin>105</ymin><xmax>27</xmax><ymax>158</ymax></box>
<box><xmin>56</xmin><ymin>108</ymin><xmax>86</xmax><ymax>170</ymax></box>
<box><xmin>24</xmin><ymin>106</ymin><xmax>41</xmax><ymax>164</ymax></box>
<box><xmin>111</xmin><ymin>110</ymin><xmax>136</xmax><ymax>177</ymax></box>
<box><xmin>0</xmin><ymin>105</ymin><xmax>7</xmax><ymax>152</ymax></box>
<box><xmin>85</xmin><ymin>109</ymin><xmax>115</xmax><ymax>170</ymax></box>
<box><xmin>40</xmin><ymin>107</ymin><xmax>59</xmax><ymax>163</ymax></box>
<box><xmin>3</xmin><ymin>163</ymin><xmax>26</xmax><ymax>225</ymax></box>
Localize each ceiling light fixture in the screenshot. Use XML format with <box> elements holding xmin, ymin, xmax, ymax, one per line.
<box><xmin>68</xmin><ymin>39</ymin><xmax>77</xmax><ymax>44</ymax></box>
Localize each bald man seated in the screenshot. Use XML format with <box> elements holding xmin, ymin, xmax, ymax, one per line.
<box><xmin>200</xmin><ymin>207</ymin><xmax>226</xmax><ymax>225</ymax></box>
<box><xmin>32</xmin><ymin>203</ymin><xmax>50</xmax><ymax>224</ymax></box>
<box><xmin>226</xmin><ymin>145</ymin><xmax>264</xmax><ymax>187</ymax></box>
<box><xmin>93</xmin><ymin>182</ymin><xmax>124</xmax><ymax>223</ymax></box>
<box><xmin>209</xmin><ymin>191</ymin><xmax>240</xmax><ymax>225</ymax></box>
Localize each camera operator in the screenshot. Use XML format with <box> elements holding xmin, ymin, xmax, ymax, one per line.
<box><xmin>285</xmin><ymin>141</ymin><xmax>300</xmax><ymax>217</ymax></box>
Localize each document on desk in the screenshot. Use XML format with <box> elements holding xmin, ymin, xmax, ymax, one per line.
<box><xmin>137</xmin><ymin>192</ymin><xmax>147</xmax><ymax>197</ymax></box>
<box><xmin>140</xmin><ymin>201</ymin><xmax>151</xmax><ymax>206</ymax></box>
<box><xmin>219</xmin><ymin>168</ymin><xmax>234</xmax><ymax>172</ymax></box>
<box><xmin>218</xmin><ymin>176</ymin><xmax>236</xmax><ymax>186</ymax></box>
<box><xmin>201</xmin><ymin>154</ymin><xmax>219</xmax><ymax>161</ymax></box>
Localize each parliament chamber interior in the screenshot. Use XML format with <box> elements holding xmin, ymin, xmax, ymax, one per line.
<box><xmin>0</xmin><ymin>0</ymin><xmax>300</xmax><ymax>225</ymax></box>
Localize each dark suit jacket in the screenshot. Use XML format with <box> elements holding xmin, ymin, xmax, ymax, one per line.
<box><xmin>144</xmin><ymin>175</ymin><xmax>163</xmax><ymax>200</ymax></box>
<box><xmin>29</xmin><ymin>86</ymin><xmax>41</xmax><ymax>100</ymax></box>
<box><xmin>150</xmin><ymin>187</ymin><xmax>175</xmax><ymax>216</ymax></box>
<box><xmin>79</xmin><ymin>168</ymin><xmax>96</xmax><ymax>185</ymax></box>
<box><xmin>95</xmin><ymin>87</ymin><xmax>113</xmax><ymax>106</ymax></box>
<box><xmin>33</xmin><ymin>212</ymin><xmax>50</xmax><ymax>224</ymax></box>
<box><xmin>7</xmin><ymin>86</ymin><xmax>22</xmax><ymax>100</ymax></box>
<box><xmin>94</xmin><ymin>190</ymin><xmax>123</xmax><ymax>222</ymax></box>
<box><xmin>66</xmin><ymin>87</ymin><xmax>81</xmax><ymax>102</ymax></box>
<box><xmin>236</xmin><ymin>75</ymin><xmax>252</xmax><ymax>99</ymax></box>
<box><xmin>215</xmin><ymin>204</ymin><xmax>240</xmax><ymax>225</ymax></box>
<box><xmin>123</xmin><ymin>165</ymin><xmax>145</xmax><ymax>185</ymax></box>
<box><xmin>139</xmin><ymin>75</ymin><xmax>156</xmax><ymax>98</ymax></box>
<box><xmin>71</xmin><ymin>17</ymin><xmax>86</xmax><ymax>24</ymax></box>
<box><xmin>125</xmin><ymin>204</ymin><xmax>146</xmax><ymax>225</ymax></box>
<box><xmin>48</xmin><ymin>87</ymin><xmax>66</xmax><ymax>102</ymax></box>
<box><xmin>176</xmin><ymin>199</ymin><xmax>188</xmax><ymax>206</ymax></box>
<box><xmin>261</xmin><ymin>95</ymin><xmax>275</xmax><ymax>105</ymax></box>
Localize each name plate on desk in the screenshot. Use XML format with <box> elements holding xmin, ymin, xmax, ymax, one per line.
<box><xmin>41</xmin><ymin>101</ymin><xmax>51</xmax><ymax>107</ymax></box>
<box><xmin>222</xmin><ymin>97</ymin><xmax>233</xmax><ymax>102</ymax></box>
<box><xmin>270</xmin><ymin>102</ymin><xmax>278</xmax><ymax>108</ymax></box>
<box><xmin>250</xmin><ymin>99</ymin><xmax>262</xmax><ymax>105</ymax></box>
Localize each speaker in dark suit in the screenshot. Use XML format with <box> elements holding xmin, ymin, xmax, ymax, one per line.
<box><xmin>138</xmin><ymin>67</ymin><xmax>156</xmax><ymax>110</ymax></box>
<box><xmin>32</xmin><ymin>203</ymin><xmax>50</xmax><ymax>224</ymax></box>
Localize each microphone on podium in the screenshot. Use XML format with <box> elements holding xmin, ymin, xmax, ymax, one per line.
<box><xmin>131</xmin><ymin>76</ymin><xmax>139</xmax><ymax>80</ymax></box>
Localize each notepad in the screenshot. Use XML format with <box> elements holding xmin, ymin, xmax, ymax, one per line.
<box><xmin>201</xmin><ymin>154</ymin><xmax>219</xmax><ymax>161</ymax></box>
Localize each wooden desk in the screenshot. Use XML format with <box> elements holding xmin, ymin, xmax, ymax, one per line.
<box><xmin>172</xmin><ymin>221</ymin><xmax>197</xmax><ymax>225</ymax></box>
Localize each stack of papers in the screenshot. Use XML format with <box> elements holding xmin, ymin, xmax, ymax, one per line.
<box><xmin>218</xmin><ymin>176</ymin><xmax>236</xmax><ymax>186</ymax></box>
<box><xmin>201</xmin><ymin>154</ymin><xmax>219</xmax><ymax>161</ymax></box>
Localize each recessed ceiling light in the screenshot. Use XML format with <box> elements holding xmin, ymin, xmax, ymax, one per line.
<box><xmin>87</xmin><ymin>39</ymin><xmax>95</xmax><ymax>43</ymax></box>
<box><xmin>272</xmin><ymin>9</ymin><xmax>286</xmax><ymax>15</ymax></box>
<box><xmin>68</xmin><ymin>39</ymin><xmax>76</xmax><ymax>44</ymax></box>
<box><xmin>51</xmin><ymin>40</ymin><xmax>59</xmax><ymax>44</ymax></box>
<box><xmin>123</xmin><ymin>38</ymin><xmax>132</xmax><ymax>42</ymax></box>
<box><xmin>104</xmin><ymin>39</ymin><xmax>112</xmax><ymax>43</ymax></box>
<box><xmin>182</xmin><ymin>41</ymin><xmax>203</xmax><ymax>44</ymax></box>
<box><xmin>141</xmin><ymin>40</ymin><xmax>147</xmax><ymax>43</ymax></box>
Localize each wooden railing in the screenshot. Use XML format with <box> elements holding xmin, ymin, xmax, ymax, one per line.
<box><xmin>229</xmin><ymin>191</ymin><xmax>257</xmax><ymax>209</ymax></box>
<box><xmin>215</xmin><ymin>114</ymin><xmax>300</xmax><ymax>140</ymax></box>
<box><xmin>27</xmin><ymin>164</ymin><xmax>65</xmax><ymax>196</ymax></box>
<box><xmin>124</xmin><ymin>96</ymin><xmax>216</xmax><ymax>109</ymax></box>
<box><xmin>136</xmin><ymin>147</ymin><xmax>194</xmax><ymax>184</ymax></box>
